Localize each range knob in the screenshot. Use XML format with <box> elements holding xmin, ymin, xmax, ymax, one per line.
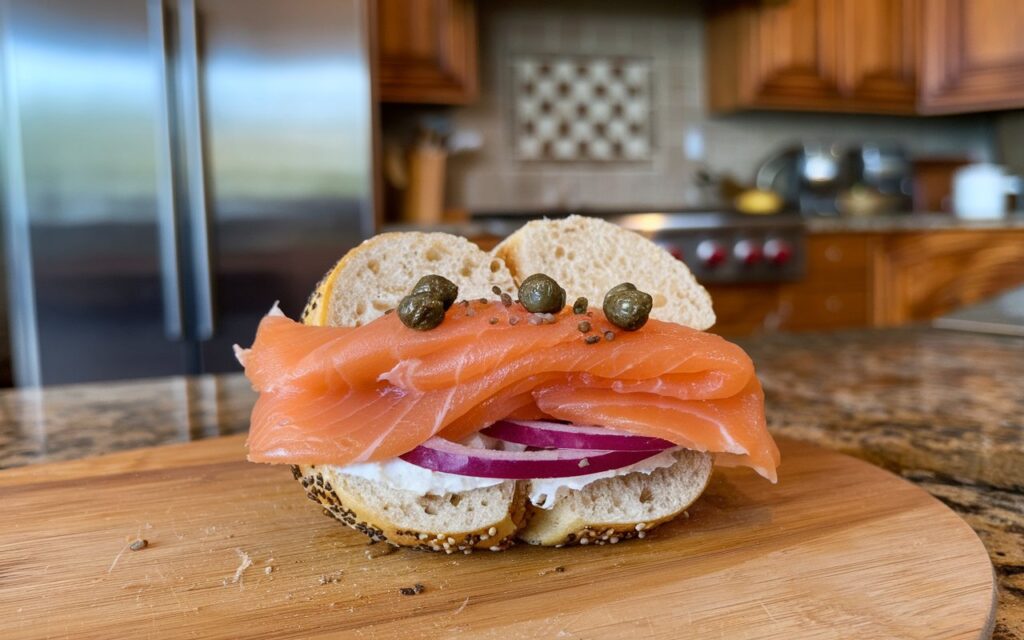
<box><xmin>662</xmin><ymin>244</ymin><xmax>684</xmax><ymax>261</ymax></box>
<box><xmin>763</xmin><ymin>238</ymin><xmax>793</xmax><ymax>266</ymax></box>
<box><xmin>733</xmin><ymin>239</ymin><xmax>763</xmax><ymax>266</ymax></box>
<box><xmin>696</xmin><ymin>240</ymin><xmax>726</xmax><ymax>268</ymax></box>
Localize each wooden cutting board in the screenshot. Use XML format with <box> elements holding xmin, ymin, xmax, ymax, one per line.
<box><xmin>0</xmin><ymin>435</ymin><xmax>995</xmax><ymax>639</ymax></box>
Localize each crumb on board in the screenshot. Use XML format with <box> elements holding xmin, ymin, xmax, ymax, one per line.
<box><xmin>229</xmin><ymin>549</ymin><xmax>252</xmax><ymax>585</ymax></box>
<box><xmin>538</xmin><ymin>566</ymin><xmax>567</xmax><ymax>576</ymax></box>
<box><xmin>453</xmin><ymin>597</ymin><xmax>470</xmax><ymax>615</ymax></box>
<box><xmin>399</xmin><ymin>583</ymin><xmax>425</xmax><ymax>596</ymax></box>
<box><xmin>319</xmin><ymin>572</ymin><xmax>344</xmax><ymax>585</ymax></box>
<box><xmin>129</xmin><ymin>539</ymin><xmax>148</xmax><ymax>551</ymax></box>
<box><xmin>264</xmin><ymin>566</ymin><xmax>273</xmax><ymax>575</ymax></box>
<box><xmin>365</xmin><ymin>544</ymin><xmax>399</xmax><ymax>560</ymax></box>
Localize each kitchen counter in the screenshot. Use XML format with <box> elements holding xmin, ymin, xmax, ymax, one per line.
<box><xmin>385</xmin><ymin>212</ymin><xmax>1024</xmax><ymax>240</ymax></box>
<box><xmin>1</xmin><ymin>327</ymin><xmax>1021</xmax><ymax>638</ymax></box>
<box><xmin>805</xmin><ymin>212</ymin><xmax>1024</xmax><ymax>233</ymax></box>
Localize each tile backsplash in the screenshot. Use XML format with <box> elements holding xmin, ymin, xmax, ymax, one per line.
<box><xmin>422</xmin><ymin>0</ymin><xmax>998</xmax><ymax>213</ymax></box>
<box><xmin>513</xmin><ymin>55</ymin><xmax>652</xmax><ymax>162</ymax></box>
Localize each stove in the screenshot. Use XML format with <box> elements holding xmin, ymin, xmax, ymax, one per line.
<box><xmin>614</xmin><ymin>213</ymin><xmax>807</xmax><ymax>284</ymax></box>
<box><xmin>468</xmin><ymin>210</ymin><xmax>808</xmax><ymax>285</ymax></box>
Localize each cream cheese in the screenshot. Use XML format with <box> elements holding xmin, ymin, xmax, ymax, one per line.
<box><xmin>333</xmin><ymin>433</ymin><xmax>683</xmax><ymax>510</ymax></box>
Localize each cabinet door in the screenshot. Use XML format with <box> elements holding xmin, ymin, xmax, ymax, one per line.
<box><xmin>709</xmin><ymin>0</ymin><xmax>917</xmax><ymax>114</ymax></box>
<box><xmin>873</xmin><ymin>230</ymin><xmax>1024</xmax><ymax>324</ymax></box>
<box><xmin>376</xmin><ymin>0</ymin><xmax>478</xmax><ymax>104</ymax></box>
<box><xmin>709</xmin><ymin>0</ymin><xmax>843</xmax><ymax>112</ymax></box>
<box><xmin>920</xmin><ymin>0</ymin><xmax>1024</xmax><ymax>113</ymax></box>
<box><xmin>838</xmin><ymin>0</ymin><xmax>917</xmax><ymax>113</ymax></box>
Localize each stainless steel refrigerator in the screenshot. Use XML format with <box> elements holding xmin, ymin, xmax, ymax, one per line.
<box><xmin>1</xmin><ymin>0</ymin><xmax>375</xmax><ymax>386</ymax></box>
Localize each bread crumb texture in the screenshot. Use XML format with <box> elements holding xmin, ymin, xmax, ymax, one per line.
<box><xmin>494</xmin><ymin>216</ymin><xmax>715</xmax><ymax>330</ymax></box>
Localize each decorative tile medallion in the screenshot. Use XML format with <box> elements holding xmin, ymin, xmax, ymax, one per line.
<box><xmin>513</xmin><ymin>56</ymin><xmax>652</xmax><ymax>162</ymax></box>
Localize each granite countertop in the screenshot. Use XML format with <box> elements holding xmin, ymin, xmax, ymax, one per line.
<box><xmin>1</xmin><ymin>327</ymin><xmax>1021</xmax><ymax>637</ymax></box>
<box><xmin>805</xmin><ymin>212</ymin><xmax>1024</xmax><ymax>233</ymax></box>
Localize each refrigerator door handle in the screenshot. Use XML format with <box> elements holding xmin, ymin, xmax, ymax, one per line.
<box><xmin>148</xmin><ymin>0</ymin><xmax>184</xmax><ymax>341</ymax></box>
<box><xmin>177</xmin><ymin>0</ymin><xmax>215</xmax><ymax>341</ymax></box>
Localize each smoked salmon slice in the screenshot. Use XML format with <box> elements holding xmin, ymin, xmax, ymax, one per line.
<box><xmin>240</xmin><ymin>301</ymin><xmax>780</xmax><ymax>482</ymax></box>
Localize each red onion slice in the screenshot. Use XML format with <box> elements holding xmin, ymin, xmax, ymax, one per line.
<box><xmin>482</xmin><ymin>419</ymin><xmax>675</xmax><ymax>452</ymax></box>
<box><xmin>399</xmin><ymin>436</ymin><xmax>661</xmax><ymax>479</ymax></box>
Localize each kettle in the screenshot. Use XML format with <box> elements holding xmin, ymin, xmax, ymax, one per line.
<box><xmin>952</xmin><ymin>163</ymin><xmax>1021</xmax><ymax>219</ymax></box>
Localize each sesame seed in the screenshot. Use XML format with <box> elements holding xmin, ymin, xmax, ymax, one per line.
<box><xmin>491</xmin><ymin>285</ymin><xmax>502</xmax><ymax>295</ymax></box>
<box><xmin>500</xmin><ymin>292</ymin><xmax>513</xmax><ymax>307</ymax></box>
<box><xmin>447</xmin><ymin>537</ymin><xmax>456</xmax><ymax>545</ymax></box>
<box><xmin>578</xmin><ymin>458</ymin><xmax>590</xmax><ymax>468</ymax></box>
<box><xmin>489</xmin><ymin>546</ymin><xmax>501</xmax><ymax>552</ymax></box>
<box><xmin>579</xmin><ymin>537</ymin><xmax>590</xmax><ymax>545</ymax></box>
<box><xmin>488</xmin><ymin>527</ymin><xmax>497</xmax><ymax>536</ymax></box>
<box><xmin>418</xmin><ymin>533</ymin><xmax>428</xmax><ymax>540</ymax></box>
<box><xmin>528</xmin><ymin>316</ymin><xmax>542</xmax><ymax>325</ymax></box>
<box><xmin>488</xmin><ymin>317</ymin><xmax>498</xmax><ymax>324</ymax></box>
<box><xmin>584</xmin><ymin>335</ymin><xmax>600</xmax><ymax>344</ymax></box>
<box><xmin>604</xmin><ymin>528</ymin><xmax>615</xmax><ymax>536</ymax></box>
<box><xmin>577</xmin><ymin>321</ymin><xmax>591</xmax><ymax>333</ymax></box>
<box><xmin>604</xmin><ymin>331</ymin><xmax>615</xmax><ymax>341</ymax></box>
<box><xmin>635</xmin><ymin>522</ymin><xmax>646</xmax><ymax>531</ymax></box>
<box><xmin>638</xmin><ymin>531</ymin><xmax>646</xmax><ymax>538</ymax></box>
<box><xmin>572</xmin><ymin>297</ymin><xmax>588</xmax><ymax>314</ymax></box>
<box><xmin>478</xmin><ymin>298</ymin><xmax>487</xmax><ymax>304</ymax></box>
<box><xmin>610</xmin><ymin>537</ymin><xmax>620</xmax><ymax>544</ymax></box>
<box><xmin>509</xmin><ymin>316</ymin><xmax>520</xmax><ymax>325</ymax></box>
<box><xmin>129</xmin><ymin>539</ymin><xmax>148</xmax><ymax>551</ymax></box>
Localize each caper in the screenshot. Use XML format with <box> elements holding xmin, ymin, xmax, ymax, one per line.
<box><xmin>411</xmin><ymin>274</ymin><xmax>458</xmax><ymax>310</ymax></box>
<box><xmin>603</xmin><ymin>288</ymin><xmax>653</xmax><ymax>331</ymax></box>
<box><xmin>572</xmin><ymin>296</ymin><xmax>588</xmax><ymax>314</ymax></box>
<box><xmin>397</xmin><ymin>293</ymin><xmax>445</xmax><ymax>330</ymax></box>
<box><xmin>518</xmin><ymin>273</ymin><xmax>566</xmax><ymax>314</ymax></box>
<box><xmin>606</xmin><ymin>282</ymin><xmax>637</xmax><ymax>297</ymax></box>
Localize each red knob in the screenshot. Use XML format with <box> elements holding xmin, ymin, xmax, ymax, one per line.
<box><xmin>733</xmin><ymin>239</ymin><xmax>763</xmax><ymax>266</ymax></box>
<box><xmin>764</xmin><ymin>239</ymin><xmax>793</xmax><ymax>266</ymax></box>
<box><xmin>696</xmin><ymin>240</ymin><xmax>726</xmax><ymax>268</ymax></box>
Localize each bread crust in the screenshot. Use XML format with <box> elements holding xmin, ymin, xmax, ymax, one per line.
<box><xmin>295</xmin><ymin>464</ymin><xmax>529</xmax><ymax>553</ymax></box>
<box><xmin>517</xmin><ymin>451</ymin><xmax>714</xmax><ymax>547</ymax></box>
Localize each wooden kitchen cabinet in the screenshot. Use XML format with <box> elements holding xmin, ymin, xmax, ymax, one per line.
<box><xmin>376</xmin><ymin>0</ymin><xmax>478</xmax><ymax>104</ymax></box>
<box><xmin>707</xmin><ymin>234</ymin><xmax>874</xmax><ymax>335</ymax></box>
<box><xmin>839</xmin><ymin>0</ymin><xmax>918</xmax><ymax>111</ymax></box>
<box><xmin>708</xmin><ymin>229</ymin><xmax>1024</xmax><ymax>336</ymax></box>
<box><xmin>872</xmin><ymin>229</ymin><xmax>1024</xmax><ymax>324</ymax></box>
<box><xmin>707</xmin><ymin>0</ymin><xmax>917</xmax><ymax>114</ymax></box>
<box><xmin>919</xmin><ymin>0</ymin><xmax>1024</xmax><ymax>113</ymax></box>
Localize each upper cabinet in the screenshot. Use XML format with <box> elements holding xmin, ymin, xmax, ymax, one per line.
<box><xmin>838</xmin><ymin>0</ymin><xmax>918</xmax><ymax>111</ymax></box>
<box><xmin>919</xmin><ymin>0</ymin><xmax>1024</xmax><ymax>113</ymax></box>
<box><xmin>708</xmin><ymin>0</ymin><xmax>1024</xmax><ymax>115</ymax></box>
<box><xmin>708</xmin><ymin>0</ymin><xmax>916</xmax><ymax>114</ymax></box>
<box><xmin>376</xmin><ymin>0</ymin><xmax>478</xmax><ymax>104</ymax></box>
